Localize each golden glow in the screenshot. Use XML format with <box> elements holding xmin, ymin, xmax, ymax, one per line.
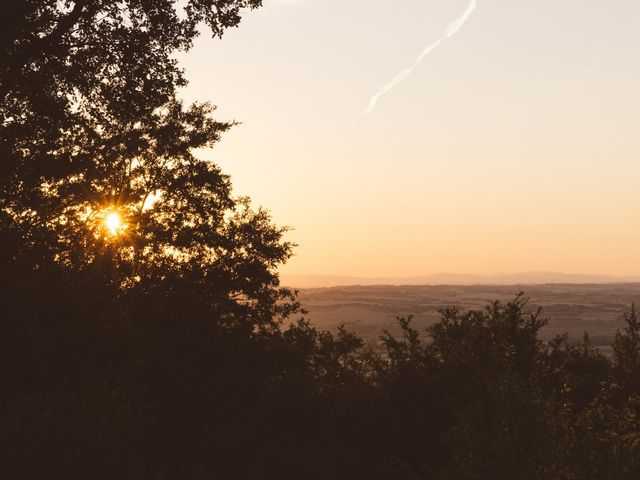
<box><xmin>104</xmin><ymin>212</ymin><xmax>124</xmax><ymax>236</ymax></box>
<box><xmin>181</xmin><ymin>3</ymin><xmax>640</xmax><ymax>278</ymax></box>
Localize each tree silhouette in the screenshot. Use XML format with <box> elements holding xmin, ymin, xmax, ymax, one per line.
<box><xmin>0</xmin><ymin>3</ymin><xmax>304</xmax><ymax>477</ymax></box>
<box><xmin>613</xmin><ymin>304</ymin><xmax>640</xmax><ymax>400</ymax></box>
<box><xmin>0</xmin><ymin>0</ymin><xmax>299</xmax><ymax>331</ymax></box>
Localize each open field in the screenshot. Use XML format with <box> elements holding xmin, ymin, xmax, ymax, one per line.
<box><xmin>297</xmin><ymin>283</ymin><xmax>640</xmax><ymax>355</ymax></box>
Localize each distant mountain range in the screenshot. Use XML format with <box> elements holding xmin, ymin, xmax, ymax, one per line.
<box><xmin>281</xmin><ymin>272</ymin><xmax>640</xmax><ymax>288</ymax></box>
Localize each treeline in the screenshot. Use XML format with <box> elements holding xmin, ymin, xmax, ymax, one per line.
<box><xmin>2</xmin><ymin>281</ymin><xmax>640</xmax><ymax>479</ymax></box>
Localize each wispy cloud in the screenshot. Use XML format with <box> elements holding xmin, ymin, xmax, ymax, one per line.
<box><xmin>362</xmin><ymin>0</ymin><xmax>477</xmax><ymax>116</ymax></box>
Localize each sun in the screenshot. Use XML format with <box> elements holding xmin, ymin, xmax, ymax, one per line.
<box><xmin>104</xmin><ymin>212</ymin><xmax>124</xmax><ymax>236</ymax></box>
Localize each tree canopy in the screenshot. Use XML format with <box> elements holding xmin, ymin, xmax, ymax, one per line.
<box><xmin>0</xmin><ymin>0</ymin><xmax>298</xmax><ymax>330</ymax></box>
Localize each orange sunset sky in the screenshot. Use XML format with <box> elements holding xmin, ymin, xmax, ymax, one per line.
<box><xmin>177</xmin><ymin>0</ymin><xmax>640</xmax><ymax>278</ymax></box>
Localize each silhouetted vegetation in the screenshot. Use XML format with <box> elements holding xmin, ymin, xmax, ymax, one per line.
<box><xmin>2</xmin><ymin>2</ymin><xmax>640</xmax><ymax>479</ymax></box>
<box><xmin>4</xmin><ymin>285</ymin><xmax>640</xmax><ymax>478</ymax></box>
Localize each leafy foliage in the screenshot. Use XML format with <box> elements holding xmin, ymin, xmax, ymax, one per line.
<box><xmin>0</xmin><ymin>0</ymin><xmax>299</xmax><ymax>330</ymax></box>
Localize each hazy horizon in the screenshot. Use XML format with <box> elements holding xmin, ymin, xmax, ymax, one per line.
<box><xmin>281</xmin><ymin>270</ymin><xmax>640</xmax><ymax>288</ymax></box>
<box><xmin>178</xmin><ymin>0</ymin><xmax>640</xmax><ymax>278</ymax></box>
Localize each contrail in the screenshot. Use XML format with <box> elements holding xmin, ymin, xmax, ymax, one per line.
<box><xmin>362</xmin><ymin>0</ymin><xmax>477</xmax><ymax>116</ymax></box>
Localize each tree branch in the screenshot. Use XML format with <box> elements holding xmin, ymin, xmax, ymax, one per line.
<box><xmin>0</xmin><ymin>0</ymin><xmax>97</xmax><ymax>99</ymax></box>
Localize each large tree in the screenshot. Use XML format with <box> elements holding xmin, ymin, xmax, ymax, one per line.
<box><xmin>1</xmin><ymin>3</ymin><xmax>303</xmax><ymax>476</ymax></box>
<box><xmin>0</xmin><ymin>0</ymin><xmax>297</xmax><ymax>328</ymax></box>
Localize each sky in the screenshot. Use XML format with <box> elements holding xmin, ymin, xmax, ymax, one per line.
<box><xmin>177</xmin><ymin>0</ymin><xmax>640</xmax><ymax>278</ymax></box>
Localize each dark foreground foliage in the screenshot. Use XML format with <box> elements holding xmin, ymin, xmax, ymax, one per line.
<box><xmin>2</xmin><ymin>289</ymin><xmax>640</xmax><ymax>479</ymax></box>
